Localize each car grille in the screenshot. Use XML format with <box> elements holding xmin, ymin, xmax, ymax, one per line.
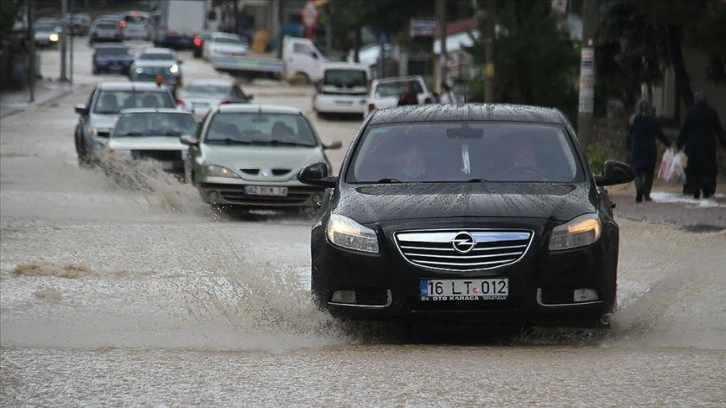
<box><xmin>132</xmin><ymin>150</ymin><xmax>183</xmax><ymax>162</ymax></box>
<box><xmin>200</xmin><ymin>183</ymin><xmax>322</xmax><ymax>206</ymax></box>
<box><xmin>240</xmin><ymin>168</ymin><xmax>292</xmax><ymax>177</ymax></box>
<box><xmin>395</xmin><ymin>229</ymin><xmax>533</xmax><ymax>271</ymax></box>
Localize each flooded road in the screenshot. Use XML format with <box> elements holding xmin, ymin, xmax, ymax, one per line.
<box><xmin>2</xmin><ymin>40</ymin><xmax>725</xmax><ymax>407</ymax></box>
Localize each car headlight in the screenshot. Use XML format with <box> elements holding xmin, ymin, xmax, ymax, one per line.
<box><xmin>49</xmin><ymin>33</ymin><xmax>59</xmax><ymax>42</ymax></box>
<box><xmin>170</xmin><ymin>64</ymin><xmax>179</xmax><ymax>74</ymax></box>
<box><xmin>549</xmin><ymin>213</ymin><xmax>602</xmax><ymax>251</ymax></box>
<box><xmin>106</xmin><ymin>148</ymin><xmax>133</xmax><ymax>160</ymax></box>
<box><xmin>203</xmin><ymin>165</ymin><xmax>239</xmax><ymax>178</ymax></box>
<box><xmin>326</xmin><ymin>214</ymin><xmax>379</xmax><ymax>253</ymax></box>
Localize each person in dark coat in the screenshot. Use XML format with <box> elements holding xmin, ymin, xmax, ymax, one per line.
<box><xmin>397</xmin><ymin>81</ymin><xmax>419</xmax><ymax>106</ymax></box>
<box><xmin>676</xmin><ymin>92</ymin><xmax>726</xmax><ymax>199</ymax></box>
<box><xmin>630</xmin><ymin>100</ymin><xmax>671</xmax><ymax>202</ymax></box>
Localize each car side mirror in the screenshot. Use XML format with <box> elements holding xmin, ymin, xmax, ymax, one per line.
<box><xmin>74</xmin><ymin>103</ymin><xmax>89</xmax><ymax>115</ymax></box>
<box><xmin>594</xmin><ymin>160</ymin><xmax>636</xmax><ymax>187</ymax></box>
<box><xmin>247</xmin><ymin>94</ymin><xmax>254</xmax><ymax>101</ymax></box>
<box><xmin>297</xmin><ymin>162</ymin><xmax>337</xmax><ymax>188</ymax></box>
<box><xmin>180</xmin><ymin>134</ymin><xmax>199</xmax><ymax>146</ymax></box>
<box><xmin>323</xmin><ymin>140</ymin><xmax>342</xmax><ymax>150</ymax></box>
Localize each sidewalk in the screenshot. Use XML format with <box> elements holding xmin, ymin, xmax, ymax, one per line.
<box><xmin>607</xmin><ymin>179</ymin><xmax>726</xmax><ymax>231</ymax></box>
<box><xmin>0</xmin><ymin>79</ymin><xmax>74</xmax><ymax>119</ymax></box>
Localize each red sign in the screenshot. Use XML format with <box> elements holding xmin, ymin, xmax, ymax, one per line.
<box><xmin>301</xmin><ymin>1</ymin><xmax>319</xmax><ymax>39</ymax></box>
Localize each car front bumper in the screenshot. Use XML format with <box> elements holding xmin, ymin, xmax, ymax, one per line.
<box><xmin>314</xmin><ymin>94</ymin><xmax>368</xmax><ymax>115</ymax></box>
<box><xmin>198</xmin><ymin>180</ymin><xmax>327</xmax><ymax>208</ymax></box>
<box><xmin>309</xmin><ymin>217</ymin><xmax>618</xmax><ymax>327</ymax></box>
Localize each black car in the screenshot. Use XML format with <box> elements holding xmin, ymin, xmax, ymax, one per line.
<box><xmin>92</xmin><ymin>43</ymin><xmax>133</xmax><ymax>75</ymax></box>
<box><xmin>297</xmin><ymin>104</ymin><xmax>635</xmax><ymax>328</ymax></box>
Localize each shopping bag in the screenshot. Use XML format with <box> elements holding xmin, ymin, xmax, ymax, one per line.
<box><xmin>665</xmin><ymin>151</ymin><xmax>688</xmax><ymax>183</ymax></box>
<box><xmin>657</xmin><ymin>148</ymin><xmax>675</xmax><ymax>181</ymax></box>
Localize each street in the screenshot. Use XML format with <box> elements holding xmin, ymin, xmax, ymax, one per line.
<box><xmin>1</xmin><ymin>37</ymin><xmax>725</xmax><ymax>407</ymax></box>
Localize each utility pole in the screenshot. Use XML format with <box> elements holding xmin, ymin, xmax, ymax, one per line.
<box><xmin>484</xmin><ymin>0</ymin><xmax>496</xmax><ymax>103</ymax></box>
<box><xmin>28</xmin><ymin>0</ymin><xmax>35</xmax><ymax>102</ymax></box>
<box><xmin>437</xmin><ymin>0</ymin><xmax>447</xmax><ymax>91</ymax></box>
<box><xmin>69</xmin><ymin>0</ymin><xmax>74</xmax><ymax>84</ymax></box>
<box><xmin>577</xmin><ymin>0</ymin><xmax>598</xmax><ymax>146</ymax></box>
<box><xmin>60</xmin><ymin>0</ymin><xmax>68</xmax><ymax>82</ymax></box>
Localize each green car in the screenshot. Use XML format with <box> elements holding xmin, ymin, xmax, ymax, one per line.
<box><xmin>181</xmin><ymin>104</ymin><xmax>342</xmax><ymax>211</ymax></box>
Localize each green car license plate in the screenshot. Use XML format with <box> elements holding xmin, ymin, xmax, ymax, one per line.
<box><xmin>420</xmin><ymin>278</ymin><xmax>508</xmax><ymax>301</ymax></box>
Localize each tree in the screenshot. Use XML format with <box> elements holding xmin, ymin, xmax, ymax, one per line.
<box><xmin>468</xmin><ymin>0</ymin><xmax>579</xmax><ymax>119</ymax></box>
<box><xmin>0</xmin><ymin>0</ymin><xmax>25</xmax><ymax>48</ymax></box>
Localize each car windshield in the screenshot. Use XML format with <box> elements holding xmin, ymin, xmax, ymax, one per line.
<box><xmin>96</xmin><ymin>23</ymin><xmax>117</xmax><ymax>30</ymax></box>
<box><xmin>348</xmin><ymin>122</ymin><xmax>582</xmax><ymax>183</ymax></box>
<box><xmin>113</xmin><ymin>112</ymin><xmax>197</xmax><ymax>137</ymax></box>
<box><xmin>96</xmin><ymin>47</ymin><xmax>129</xmax><ymax>56</ymax></box>
<box><xmin>183</xmin><ymin>84</ymin><xmax>230</xmax><ymax>95</ymax></box>
<box><xmin>374</xmin><ymin>80</ymin><xmax>424</xmax><ymax>97</ymax></box>
<box><xmin>214</xmin><ymin>36</ymin><xmax>243</xmax><ymax>45</ymax></box>
<box><xmin>93</xmin><ymin>90</ymin><xmax>175</xmax><ymax>114</ymax></box>
<box><xmin>138</xmin><ymin>53</ymin><xmax>173</xmax><ymax>61</ymax></box>
<box><xmin>36</xmin><ymin>22</ymin><xmax>58</xmax><ymax>31</ymax></box>
<box><xmin>205</xmin><ymin>112</ymin><xmax>317</xmax><ymax>147</ymax></box>
<box><xmin>324</xmin><ymin>69</ymin><xmax>367</xmax><ymax>87</ymax></box>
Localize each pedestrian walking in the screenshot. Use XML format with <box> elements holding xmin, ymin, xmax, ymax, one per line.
<box><xmin>439</xmin><ymin>82</ymin><xmax>457</xmax><ymax>104</ymax></box>
<box><xmin>676</xmin><ymin>91</ymin><xmax>726</xmax><ymax>199</ymax></box>
<box><xmin>630</xmin><ymin>100</ymin><xmax>671</xmax><ymax>203</ymax></box>
<box><xmin>397</xmin><ymin>81</ymin><xmax>419</xmax><ymax>106</ymax></box>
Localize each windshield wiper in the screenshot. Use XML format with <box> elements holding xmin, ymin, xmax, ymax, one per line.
<box><xmin>374</xmin><ymin>178</ymin><xmax>402</xmax><ymax>183</ymax></box>
<box><xmin>466</xmin><ymin>178</ymin><xmax>492</xmax><ymax>182</ymax></box>
<box><xmin>207</xmin><ymin>138</ymin><xmax>250</xmax><ymax>145</ymax></box>
<box><xmin>118</xmin><ymin>132</ymin><xmax>144</xmax><ymax>136</ymax></box>
<box><xmin>269</xmin><ymin>140</ymin><xmax>312</xmax><ymax>147</ymax></box>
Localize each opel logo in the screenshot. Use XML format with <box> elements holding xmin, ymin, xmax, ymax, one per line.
<box><xmin>452</xmin><ymin>232</ymin><xmax>476</xmax><ymax>253</ymax></box>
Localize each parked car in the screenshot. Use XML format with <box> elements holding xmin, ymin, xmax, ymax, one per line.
<box><xmin>177</xmin><ymin>79</ymin><xmax>253</xmax><ymax>121</ymax></box>
<box><xmin>88</xmin><ymin>17</ymin><xmax>123</xmax><ymax>45</ymax></box>
<box><xmin>131</xmin><ymin>47</ymin><xmax>183</xmax><ymax>88</ymax></box>
<box><xmin>296</xmin><ymin>103</ymin><xmax>636</xmax><ymax>328</ymax></box>
<box><xmin>192</xmin><ymin>31</ymin><xmax>212</xmax><ymax>58</ymax></box>
<box><xmin>203</xmin><ymin>32</ymin><xmax>248</xmax><ymax>60</ymax></box>
<box><xmin>62</xmin><ymin>13</ymin><xmax>91</xmax><ymax>36</ymax></box>
<box><xmin>34</xmin><ymin>19</ymin><xmax>61</xmax><ymax>47</ymax></box>
<box><xmin>92</xmin><ymin>43</ymin><xmax>134</xmax><ymax>75</ymax></box>
<box><xmin>73</xmin><ymin>82</ymin><xmax>178</xmax><ymax>167</ymax></box>
<box><xmin>313</xmin><ymin>62</ymin><xmax>371</xmax><ymax>119</ymax></box>
<box><xmin>364</xmin><ymin>75</ymin><xmax>434</xmax><ymax>116</ymax></box>
<box><xmin>101</xmin><ymin>108</ymin><xmax>198</xmax><ymax>178</ymax></box>
<box><xmin>181</xmin><ymin>104</ymin><xmax>342</xmax><ymax>211</ymax></box>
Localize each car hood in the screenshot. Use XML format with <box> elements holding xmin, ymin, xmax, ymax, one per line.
<box><xmin>88</xmin><ymin>113</ymin><xmax>119</xmax><ymax>129</ymax></box>
<box><xmin>202</xmin><ymin>144</ymin><xmax>324</xmax><ymax>181</ymax></box>
<box><xmin>133</xmin><ymin>60</ymin><xmax>175</xmax><ymax>68</ymax></box>
<box><xmin>335</xmin><ymin>182</ymin><xmax>596</xmax><ymax>224</ymax></box>
<box><xmin>109</xmin><ymin>136</ymin><xmax>187</xmax><ymax>151</ymax></box>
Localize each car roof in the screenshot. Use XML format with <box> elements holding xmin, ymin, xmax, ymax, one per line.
<box><xmin>94</xmin><ymin>43</ymin><xmax>127</xmax><ymax>48</ymax></box>
<box><xmin>367</xmin><ymin>104</ymin><xmax>567</xmax><ymax>126</ymax></box>
<box><xmin>119</xmin><ymin>108</ymin><xmax>192</xmax><ymax>115</ymax></box>
<box><xmin>140</xmin><ymin>47</ymin><xmax>174</xmax><ymax>54</ymax></box>
<box><xmin>216</xmin><ymin>104</ymin><xmax>302</xmax><ymax>115</ymax></box>
<box><xmin>185</xmin><ymin>79</ymin><xmax>235</xmax><ymax>87</ymax></box>
<box><xmin>372</xmin><ymin>75</ymin><xmax>424</xmax><ymax>85</ymax></box>
<box><xmin>211</xmin><ymin>32</ymin><xmax>242</xmax><ymax>39</ymax></box>
<box><xmin>96</xmin><ymin>81</ymin><xmax>172</xmax><ymax>91</ymax></box>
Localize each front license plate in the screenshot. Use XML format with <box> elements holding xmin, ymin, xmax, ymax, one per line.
<box><xmin>245</xmin><ymin>186</ymin><xmax>288</xmax><ymax>196</ymax></box>
<box><xmin>420</xmin><ymin>278</ymin><xmax>509</xmax><ymax>301</ymax></box>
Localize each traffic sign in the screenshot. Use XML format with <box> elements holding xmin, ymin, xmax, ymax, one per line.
<box><xmin>302</xmin><ymin>1</ymin><xmax>319</xmax><ymax>28</ymax></box>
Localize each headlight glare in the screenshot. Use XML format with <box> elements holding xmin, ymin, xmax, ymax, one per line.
<box><xmin>203</xmin><ymin>165</ymin><xmax>239</xmax><ymax>178</ymax></box>
<box><xmin>170</xmin><ymin>64</ymin><xmax>179</xmax><ymax>74</ymax></box>
<box><xmin>49</xmin><ymin>33</ymin><xmax>59</xmax><ymax>42</ymax></box>
<box><xmin>549</xmin><ymin>214</ymin><xmax>601</xmax><ymax>251</ymax></box>
<box><xmin>326</xmin><ymin>214</ymin><xmax>379</xmax><ymax>253</ymax></box>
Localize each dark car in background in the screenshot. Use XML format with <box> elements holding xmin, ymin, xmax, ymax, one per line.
<box><xmin>297</xmin><ymin>104</ymin><xmax>636</xmax><ymax>329</ymax></box>
<box><xmin>92</xmin><ymin>43</ymin><xmax>133</xmax><ymax>75</ymax></box>
<box><xmin>34</xmin><ymin>19</ymin><xmax>61</xmax><ymax>47</ymax></box>
<box><xmin>73</xmin><ymin>82</ymin><xmax>178</xmax><ymax>167</ymax></box>
<box><xmin>192</xmin><ymin>31</ymin><xmax>212</xmax><ymax>58</ymax></box>
<box><xmin>62</xmin><ymin>13</ymin><xmax>92</xmax><ymax>36</ymax></box>
<box><xmin>129</xmin><ymin>63</ymin><xmax>179</xmax><ymax>95</ymax></box>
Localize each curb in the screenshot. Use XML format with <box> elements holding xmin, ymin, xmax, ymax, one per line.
<box><xmin>0</xmin><ymin>83</ymin><xmax>75</xmax><ymax>119</ymax></box>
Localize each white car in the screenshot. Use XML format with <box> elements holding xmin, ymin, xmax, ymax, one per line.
<box><xmin>203</xmin><ymin>32</ymin><xmax>249</xmax><ymax>60</ymax></box>
<box><xmin>177</xmin><ymin>79</ymin><xmax>253</xmax><ymax>121</ymax></box>
<box><xmin>364</xmin><ymin>75</ymin><xmax>434</xmax><ymax>116</ymax></box>
<box><xmin>102</xmin><ymin>108</ymin><xmax>198</xmax><ymax>178</ymax></box>
<box><xmin>313</xmin><ymin>62</ymin><xmax>371</xmax><ymax>119</ymax></box>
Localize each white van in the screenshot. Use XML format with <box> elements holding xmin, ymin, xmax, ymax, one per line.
<box><xmin>312</xmin><ymin>62</ymin><xmax>371</xmax><ymax>118</ymax></box>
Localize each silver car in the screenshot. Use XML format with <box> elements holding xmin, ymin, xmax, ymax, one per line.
<box><xmin>100</xmin><ymin>108</ymin><xmax>198</xmax><ymax>178</ymax></box>
<box><xmin>177</xmin><ymin>79</ymin><xmax>253</xmax><ymax>121</ymax></box>
<box><xmin>181</xmin><ymin>104</ymin><xmax>342</xmax><ymax>210</ymax></box>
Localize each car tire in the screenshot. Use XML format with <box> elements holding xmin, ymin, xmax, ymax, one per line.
<box><xmin>75</xmin><ymin>131</ymin><xmax>93</xmax><ymax>168</ymax></box>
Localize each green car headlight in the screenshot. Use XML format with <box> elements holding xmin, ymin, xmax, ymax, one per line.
<box><xmin>203</xmin><ymin>165</ymin><xmax>239</xmax><ymax>178</ymax></box>
<box><xmin>549</xmin><ymin>213</ymin><xmax>602</xmax><ymax>251</ymax></box>
<box><xmin>326</xmin><ymin>214</ymin><xmax>379</xmax><ymax>253</ymax></box>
